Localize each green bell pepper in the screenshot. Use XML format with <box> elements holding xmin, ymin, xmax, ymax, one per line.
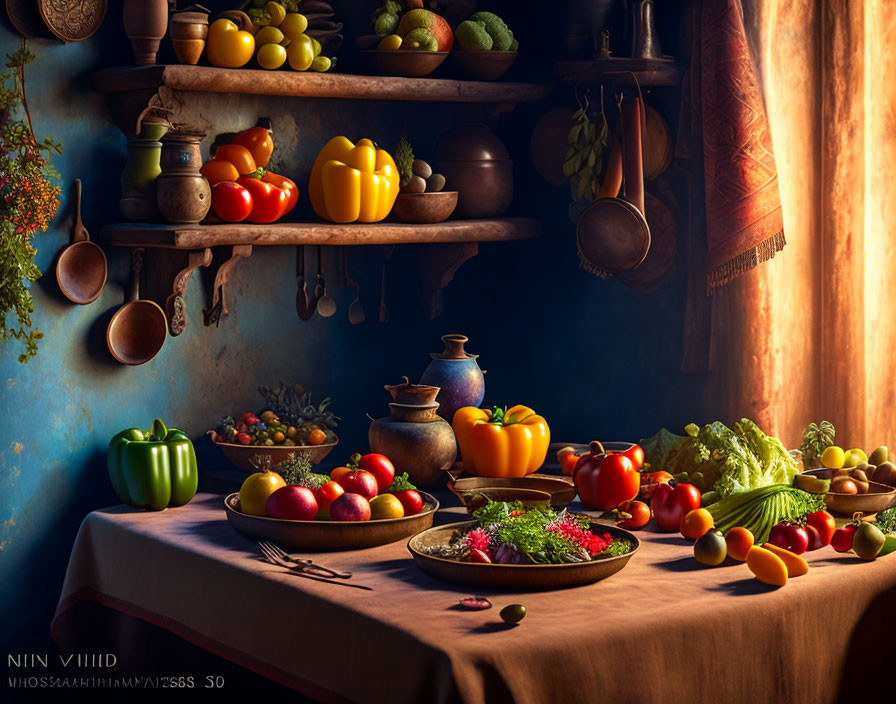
<box><xmin>107</xmin><ymin>418</ymin><xmax>198</xmax><ymax>510</ymax></box>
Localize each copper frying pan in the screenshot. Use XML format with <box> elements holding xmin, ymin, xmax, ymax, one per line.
<box><xmin>106</xmin><ymin>249</ymin><xmax>167</xmax><ymax>365</ymax></box>
<box><xmin>576</xmin><ymin>97</ymin><xmax>651</xmax><ymax>275</ymax></box>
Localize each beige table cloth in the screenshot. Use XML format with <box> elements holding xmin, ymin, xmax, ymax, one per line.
<box><xmin>52</xmin><ymin>493</ymin><xmax>896</xmax><ymax>703</ymax></box>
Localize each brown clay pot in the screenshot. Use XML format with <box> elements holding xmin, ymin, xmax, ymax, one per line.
<box><xmin>436</xmin><ymin>125</ymin><xmax>513</xmax><ymax>218</ymax></box>
<box><xmin>156</xmin><ymin>132</ymin><xmax>211</xmax><ymax>224</ymax></box>
<box><xmin>169</xmin><ymin>10</ymin><xmax>208</xmax><ymax>65</ymax></box>
<box><xmin>123</xmin><ymin>0</ymin><xmax>169</xmax><ymax>66</ymax></box>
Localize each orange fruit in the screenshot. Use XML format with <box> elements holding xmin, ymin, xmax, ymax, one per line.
<box><xmin>724</xmin><ymin>527</ymin><xmax>754</xmax><ymax>562</ymax></box>
<box><xmin>680</xmin><ymin>508</ymin><xmax>714</xmax><ymax>540</ymax></box>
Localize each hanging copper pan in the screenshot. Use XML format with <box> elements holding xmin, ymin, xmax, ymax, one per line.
<box><xmin>576</xmin><ymin>97</ymin><xmax>651</xmax><ymax>276</ymax></box>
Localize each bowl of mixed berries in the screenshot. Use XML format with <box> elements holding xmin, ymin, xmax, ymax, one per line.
<box><xmin>209</xmin><ymin>382</ymin><xmax>339</xmax><ymax>473</ymax></box>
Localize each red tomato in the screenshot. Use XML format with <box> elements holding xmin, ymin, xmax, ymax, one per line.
<box><xmin>768</xmin><ymin>521</ymin><xmax>809</xmax><ymax>555</ymax></box>
<box><xmin>806</xmin><ymin>510</ymin><xmax>836</xmax><ymax>546</ymax></box>
<box><xmin>212</xmin><ymin>182</ymin><xmax>253</xmax><ymax>222</ymax></box>
<box><xmin>617</xmin><ymin>500</ymin><xmax>650</xmax><ymax>529</ymax></box>
<box><xmin>651</xmin><ymin>482</ymin><xmax>701</xmax><ymax>532</ymax></box>
<box><xmin>805</xmin><ymin>524</ymin><xmax>824</xmax><ymax>551</ymax></box>
<box><xmin>313</xmin><ymin>480</ymin><xmax>344</xmax><ymax>519</ymax></box>
<box><xmin>392</xmin><ymin>489</ymin><xmax>423</xmax><ymax>516</ymax></box>
<box><xmin>236</xmin><ymin>177</ymin><xmax>289</xmax><ymax>223</ymax></box>
<box><xmin>573</xmin><ymin>442</ymin><xmax>641</xmax><ymax>511</ymax></box>
<box><xmin>831</xmin><ymin>524</ymin><xmax>857</xmax><ymax>553</ymax></box>
<box><xmin>262</xmin><ymin>172</ymin><xmax>299</xmax><ymax>215</ymax></box>
<box><xmin>623</xmin><ymin>444</ymin><xmax>645</xmax><ymax>470</ymax></box>
<box><xmin>357</xmin><ymin>453</ymin><xmax>395</xmax><ymax>492</ymax></box>
<box><xmin>232</xmin><ymin>126</ymin><xmax>274</xmax><ymax>169</ymax></box>
<box><xmin>337</xmin><ymin>469</ymin><xmax>378</xmax><ymax>500</ymax></box>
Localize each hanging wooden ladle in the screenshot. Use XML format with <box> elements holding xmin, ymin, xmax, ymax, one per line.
<box><xmin>576</xmin><ymin>96</ymin><xmax>651</xmax><ymax>276</ymax></box>
<box><xmin>55</xmin><ymin>179</ymin><xmax>107</xmax><ymax>304</ymax></box>
<box><xmin>106</xmin><ymin>248</ymin><xmax>167</xmax><ymax>365</ymax></box>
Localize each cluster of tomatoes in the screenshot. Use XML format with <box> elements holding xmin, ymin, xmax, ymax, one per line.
<box><xmin>200</xmin><ymin>126</ymin><xmax>299</xmax><ymax>224</ymax></box>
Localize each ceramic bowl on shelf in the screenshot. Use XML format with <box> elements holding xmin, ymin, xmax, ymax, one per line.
<box><xmin>392</xmin><ymin>191</ymin><xmax>458</xmax><ymax>223</ymax></box>
<box><xmin>801</xmin><ymin>468</ymin><xmax>896</xmax><ymax>516</ymax></box>
<box><xmin>408</xmin><ymin>520</ymin><xmax>639</xmax><ymax>589</ymax></box>
<box><xmin>214</xmin><ymin>439</ymin><xmax>337</xmax><ymax>474</ymax></box>
<box><xmin>452</xmin><ymin>50</ymin><xmax>518</xmax><ymax>80</ymax></box>
<box><xmin>224</xmin><ymin>492</ymin><xmax>438</xmax><ymax>551</ymax></box>
<box><xmin>360</xmin><ymin>49</ymin><xmax>449</xmax><ymax>77</ymax></box>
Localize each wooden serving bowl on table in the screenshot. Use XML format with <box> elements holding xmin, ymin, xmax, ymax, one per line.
<box><xmin>224</xmin><ymin>492</ymin><xmax>438</xmax><ymax>551</ymax></box>
<box><xmin>360</xmin><ymin>50</ymin><xmax>448</xmax><ymax>77</ymax></box>
<box><xmin>801</xmin><ymin>468</ymin><xmax>896</xmax><ymax>515</ymax></box>
<box><xmin>449</xmin><ymin>474</ymin><xmax>576</xmax><ymax>510</ymax></box>
<box><xmin>214</xmin><ymin>439</ymin><xmax>337</xmax><ymax>473</ymax></box>
<box><xmin>408</xmin><ymin>520</ymin><xmax>639</xmax><ymax>589</ymax></box>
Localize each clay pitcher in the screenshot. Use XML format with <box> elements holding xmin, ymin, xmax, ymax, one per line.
<box><xmin>123</xmin><ymin>0</ymin><xmax>169</xmax><ymax>65</ymax></box>
<box><xmin>419</xmin><ymin>334</ymin><xmax>485</xmax><ymax>422</ymax></box>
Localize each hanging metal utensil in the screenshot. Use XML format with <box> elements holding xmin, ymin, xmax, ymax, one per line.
<box><xmin>576</xmin><ymin>95</ymin><xmax>651</xmax><ymax>276</ymax></box>
<box><xmin>342</xmin><ymin>249</ymin><xmax>365</xmax><ymax>325</ymax></box>
<box><xmin>106</xmin><ymin>248</ymin><xmax>167</xmax><ymax>365</ymax></box>
<box><xmin>315</xmin><ymin>245</ymin><xmax>337</xmax><ymax>318</ymax></box>
<box><xmin>296</xmin><ymin>245</ymin><xmax>313</xmax><ymax>321</ymax></box>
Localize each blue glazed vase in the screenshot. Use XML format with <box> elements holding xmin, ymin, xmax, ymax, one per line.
<box><xmin>419</xmin><ymin>334</ymin><xmax>485</xmax><ymax>423</ymax></box>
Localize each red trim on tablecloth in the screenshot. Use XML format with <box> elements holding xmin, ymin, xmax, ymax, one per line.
<box><xmin>51</xmin><ymin>588</ymin><xmax>353</xmax><ymax>704</ymax></box>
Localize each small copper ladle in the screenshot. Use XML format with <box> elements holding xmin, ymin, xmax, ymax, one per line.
<box><xmin>106</xmin><ymin>248</ymin><xmax>167</xmax><ymax>365</ymax></box>
<box><xmin>55</xmin><ymin>179</ymin><xmax>107</xmax><ymax>304</ymax></box>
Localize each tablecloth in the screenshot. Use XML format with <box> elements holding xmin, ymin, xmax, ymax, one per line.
<box><xmin>52</xmin><ymin>493</ymin><xmax>896</xmax><ymax>704</ymax></box>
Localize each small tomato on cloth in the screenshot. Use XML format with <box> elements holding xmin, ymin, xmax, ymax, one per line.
<box><xmin>651</xmin><ymin>482</ymin><xmax>701</xmax><ymax>532</ymax></box>
<box><xmin>573</xmin><ymin>441</ymin><xmax>640</xmax><ymax>511</ymax></box>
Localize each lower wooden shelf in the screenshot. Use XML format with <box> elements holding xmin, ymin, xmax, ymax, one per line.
<box><xmin>102</xmin><ymin>218</ymin><xmax>540</xmax><ymax>249</ymax></box>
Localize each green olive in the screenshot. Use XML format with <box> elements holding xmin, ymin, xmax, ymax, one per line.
<box><xmin>500</xmin><ymin>604</ymin><xmax>526</xmax><ymax>624</ymax></box>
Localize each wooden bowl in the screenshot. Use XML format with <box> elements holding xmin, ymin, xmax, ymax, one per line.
<box><xmin>224</xmin><ymin>492</ymin><xmax>438</xmax><ymax>551</ymax></box>
<box><xmin>215</xmin><ymin>439</ymin><xmax>337</xmax><ymax>473</ymax></box>
<box><xmin>802</xmin><ymin>468</ymin><xmax>896</xmax><ymax>515</ymax></box>
<box><xmin>392</xmin><ymin>191</ymin><xmax>458</xmax><ymax>223</ymax></box>
<box><xmin>452</xmin><ymin>50</ymin><xmax>518</xmax><ymax>80</ymax></box>
<box><xmin>408</xmin><ymin>520</ymin><xmax>639</xmax><ymax>589</ymax></box>
<box><xmin>360</xmin><ymin>49</ymin><xmax>449</xmax><ymax>77</ymax></box>
<box><xmin>450</xmin><ymin>474</ymin><xmax>576</xmax><ymax>510</ymax></box>
<box><xmin>456</xmin><ymin>487</ymin><xmax>552</xmax><ymax>514</ymax></box>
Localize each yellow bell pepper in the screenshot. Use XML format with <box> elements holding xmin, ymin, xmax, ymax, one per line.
<box><xmin>452</xmin><ymin>405</ymin><xmax>551</xmax><ymax>478</ymax></box>
<box><xmin>207</xmin><ymin>16</ymin><xmax>256</xmax><ymax>68</ymax></box>
<box><xmin>308</xmin><ymin>137</ymin><xmax>400</xmax><ymax>223</ymax></box>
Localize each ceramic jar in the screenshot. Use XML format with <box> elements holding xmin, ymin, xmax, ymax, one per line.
<box><xmin>156</xmin><ymin>131</ymin><xmax>211</xmax><ymax>224</ymax></box>
<box><xmin>419</xmin><ymin>334</ymin><xmax>485</xmax><ymax>423</ymax></box>
<box><xmin>120</xmin><ymin>138</ymin><xmax>163</xmax><ymax>221</ymax></box>
<box><xmin>169</xmin><ymin>9</ymin><xmax>209</xmax><ymax>65</ymax></box>
<box><xmin>436</xmin><ymin>124</ymin><xmax>513</xmax><ymax>218</ymax></box>
<box><xmin>368</xmin><ymin>377</ymin><xmax>457</xmax><ymax>489</ymax></box>
<box><xmin>123</xmin><ymin>0</ymin><xmax>169</xmax><ymax>66</ymax></box>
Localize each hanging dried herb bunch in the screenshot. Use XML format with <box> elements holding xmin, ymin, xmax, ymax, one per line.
<box><xmin>1</xmin><ymin>40</ymin><xmax>63</xmax><ymax>362</ymax></box>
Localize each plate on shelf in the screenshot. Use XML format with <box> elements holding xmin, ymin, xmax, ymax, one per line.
<box><xmin>224</xmin><ymin>492</ymin><xmax>439</xmax><ymax>551</ymax></box>
<box><xmin>408</xmin><ymin>520</ymin><xmax>639</xmax><ymax>589</ymax></box>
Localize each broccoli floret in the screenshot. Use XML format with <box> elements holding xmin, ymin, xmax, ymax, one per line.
<box><xmin>455</xmin><ymin>20</ymin><xmax>493</xmax><ymax>51</ymax></box>
<box><xmin>470</xmin><ymin>11</ymin><xmax>514</xmax><ymax>51</ymax></box>
<box><xmin>509</xmin><ymin>37</ymin><xmax>519</xmax><ymax>52</ymax></box>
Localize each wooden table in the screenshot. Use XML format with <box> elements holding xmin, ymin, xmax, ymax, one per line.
<box><xmin>52</xmin><ymin>494</ymin><xmax>896</xmax><ymax>703</ymax></box>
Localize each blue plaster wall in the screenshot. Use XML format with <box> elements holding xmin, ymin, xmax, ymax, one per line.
<box><xmin>0</xmin><ymin>1</ymin><xmax>708</xmax><ymax>653</ymax></box>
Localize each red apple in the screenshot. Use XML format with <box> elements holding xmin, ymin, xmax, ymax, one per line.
<box><xmin>329</xmin><ymin>492</ymin><xmax>371</xmax><ymax>522</ymax></box>
<box><xmin>337</xmin><ymin>469</ymin><xmax>379</xmax><ymax>500</ymax></box>
<box><xmin>266</xmin><ymin>485</ymin><xmax>318</xmax><ymax>520</ymax></box>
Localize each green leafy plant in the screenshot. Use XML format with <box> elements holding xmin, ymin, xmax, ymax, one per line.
<box><xmin>799</xmin><ymin>421</ymin><xmax>835</xmax><ymax>467</ymax></box>
<box><xmin>394</xmin><ymin>133</ymin><xmax>414</xmax><ymax>186</ymax></box>
<box><xmin>1</xmin><ymin>41</ymin><xmax>62</xmax><ymax>362</ymax></box>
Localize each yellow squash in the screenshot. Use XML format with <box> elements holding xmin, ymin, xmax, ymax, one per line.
<box><xmin>308</xmin><ymin>137</ymin><xmax>400</xmax><ymax>223</ymax></box>
<box><xmin>452</xmin><ymin>405</ymin><xmax>551</xmax><ymax>478</ymax></box>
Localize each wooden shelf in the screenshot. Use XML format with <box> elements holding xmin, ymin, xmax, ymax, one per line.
<box><xmin>102</xmin><ymin>218</ymin><xmax>541</xmax><ymax>250</ymax></box>
<box><xmin>554</xmin><ymin>58</ymin><xmax>682</xmax><ymax>87</ymax></box>
<box><xmin>92</xmin><ymin>65</ymin><xmax>552</xmax><ymax>104</ymax></box>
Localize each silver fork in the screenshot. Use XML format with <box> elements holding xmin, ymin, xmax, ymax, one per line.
<box><xmin>258</xmin><ymin>541</ymin><xmax>352</xmax><ymax>579</ymax></box>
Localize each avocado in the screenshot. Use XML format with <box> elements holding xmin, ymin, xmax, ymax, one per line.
<box><xmin>869</xmin><ymin>446</ymin><xmax>889</xmax><ymax>466</ymax></box>
<box><xmin>853</xmin><ymin>522</ymin><xmax>885</xmax><ymax>560</ymax></box>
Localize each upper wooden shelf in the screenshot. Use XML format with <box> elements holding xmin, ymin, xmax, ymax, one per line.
<box><xmin>554</xmin><ymin>58</ymin><xmax>682</xmax><ymax>87</ymax></box>
<box><xmin>92</xmin><ymin>65</ymin><xmax>552</xmax><ymax>104</ymax></box>
<box><xmin>102</xmin><ymin>218</ymin><xmax>541</xmax><ymax>250</ymax></box>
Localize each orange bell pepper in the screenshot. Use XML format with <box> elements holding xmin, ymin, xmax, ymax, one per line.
<box><xmin>452</xmin><ymin>405</ymin><xmax>551</xmax><ymax>479</ymax></box>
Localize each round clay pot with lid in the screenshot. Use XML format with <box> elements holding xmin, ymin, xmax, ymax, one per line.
<box><xmin>156</xmin><ymin>131</ymin><xmax>211</xmax><ymax>224</ymax></box>
<box><xmin>436</xmin><ymin>124</ymin><xmax>513</xmax><ymax>218</ymax></box>
<box><xmin>169</xmin><ymin>7</ymin><xmax>210</xmax><ymax>65</ymax></box>
<box><xmin>369</xmin><ymin>377</ymin><xmax>457</xmax><ymax>489</ymax></box>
